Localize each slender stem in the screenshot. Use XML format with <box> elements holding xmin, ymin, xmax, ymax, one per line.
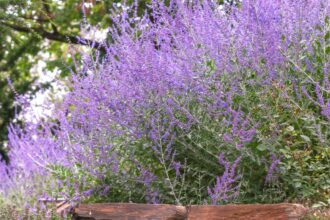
<box><xmin>157</xmin><ymin>121</ymin><xmax>181</xmax><ymax>205</ymax></box>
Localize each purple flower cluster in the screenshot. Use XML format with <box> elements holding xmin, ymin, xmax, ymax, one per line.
<box><xmin>208</xmin><ymin>154</ymin><xmax>242</xmax><ymax>205</ymax></box>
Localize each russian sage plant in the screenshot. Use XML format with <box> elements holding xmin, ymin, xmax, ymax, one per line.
<box><xmin>0</xmin><ymin>0</ymin><xmax>329</xmax><ymax>216</ymax></box>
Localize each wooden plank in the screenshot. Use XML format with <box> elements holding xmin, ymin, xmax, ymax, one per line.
<box><xmin>38</xmin><ymin>198</ymin><xmax>73</xmax><ymax>218</ymax></box>
<box><xmin>188</xmin><ymin>203</ymin><xmax>307</xmax><ymax>220</ymax></box>
<box><xmin>56</xmin><ymin>201</ymin><xmax>72</xmax><ymax>218</ymax></box>
<box><xmin>72</xmin><ymin>203</ymin><xmax>308</xmax><ymax>220</ymax></box>
<box><xmin>72</xmin><ymin>203</ymin><xmax>187</xmax><ymax>220</ymax></box>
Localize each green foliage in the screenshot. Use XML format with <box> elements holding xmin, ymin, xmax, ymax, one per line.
<box><xmin>232</xmin><ymin>21</ymin><xmax>330</xmax><ymax>205</ymax></box>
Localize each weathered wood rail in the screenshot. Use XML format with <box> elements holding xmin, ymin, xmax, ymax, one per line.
<box><xmin>68</xmin><ymin>203</ymin><xmax>308</xmax><ymax>220</ymax></box>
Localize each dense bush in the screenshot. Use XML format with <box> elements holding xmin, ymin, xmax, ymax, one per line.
<box><xmin>0</xmin><ymin>0</ymin><xmax>329</xmax><ymax>217</ymax></box>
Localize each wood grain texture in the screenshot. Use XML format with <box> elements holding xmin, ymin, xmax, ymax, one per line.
<box><xmin>188</xmin><ymin>203</ymin><xmax>307</xmax><ymax>220</ymax></box>
<box><xmin>72</xmin><ymin>203</ymin><xmax>187</xmax><ymax>220</ymax></box>
<box><xmin>71</xmin><ymin>203</ymin><xmax>308</xmax><ymax>220</ymax></box>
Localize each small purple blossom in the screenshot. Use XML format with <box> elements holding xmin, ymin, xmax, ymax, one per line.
<box><xmin>265</xmin><ymin>154</ymin><xmax>281</xmax><ymax>183</ymax></box>
<box><xmin>172</xmin><ymin>161</ymin><xmax>181</xmax><ymax>177</ymax></box>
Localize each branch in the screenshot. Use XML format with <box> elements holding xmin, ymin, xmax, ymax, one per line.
<box><xmin>17</xmin><ymin>15</ymin><xmax>50</xmax><ymax>23</ymax></box>
<box><xmin>41</xmin><ymin>0</ymin><xmax>58</xmax><ymax>33</ymax></box>
<box><xmin>0</xmin><ymin>21</ymin><xmax>107</xmax><ymax>52</ymax></box>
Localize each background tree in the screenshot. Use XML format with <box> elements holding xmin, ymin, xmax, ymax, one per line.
<box><xmin>0</xmin><ymin>0</ymin><xmax>126</xmax><ymax>162</ymax></box>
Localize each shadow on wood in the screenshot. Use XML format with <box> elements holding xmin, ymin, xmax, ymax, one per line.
<box><xmin>71</xmin><ymin>203</ymin><xmax>307</xmax><ymax>220</ymax></box>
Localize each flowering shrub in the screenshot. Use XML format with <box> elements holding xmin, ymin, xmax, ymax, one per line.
<box><xmin>1</xmin><ymin>0</ymin><xmax>330</xmax><ymax>217</ymax></box>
